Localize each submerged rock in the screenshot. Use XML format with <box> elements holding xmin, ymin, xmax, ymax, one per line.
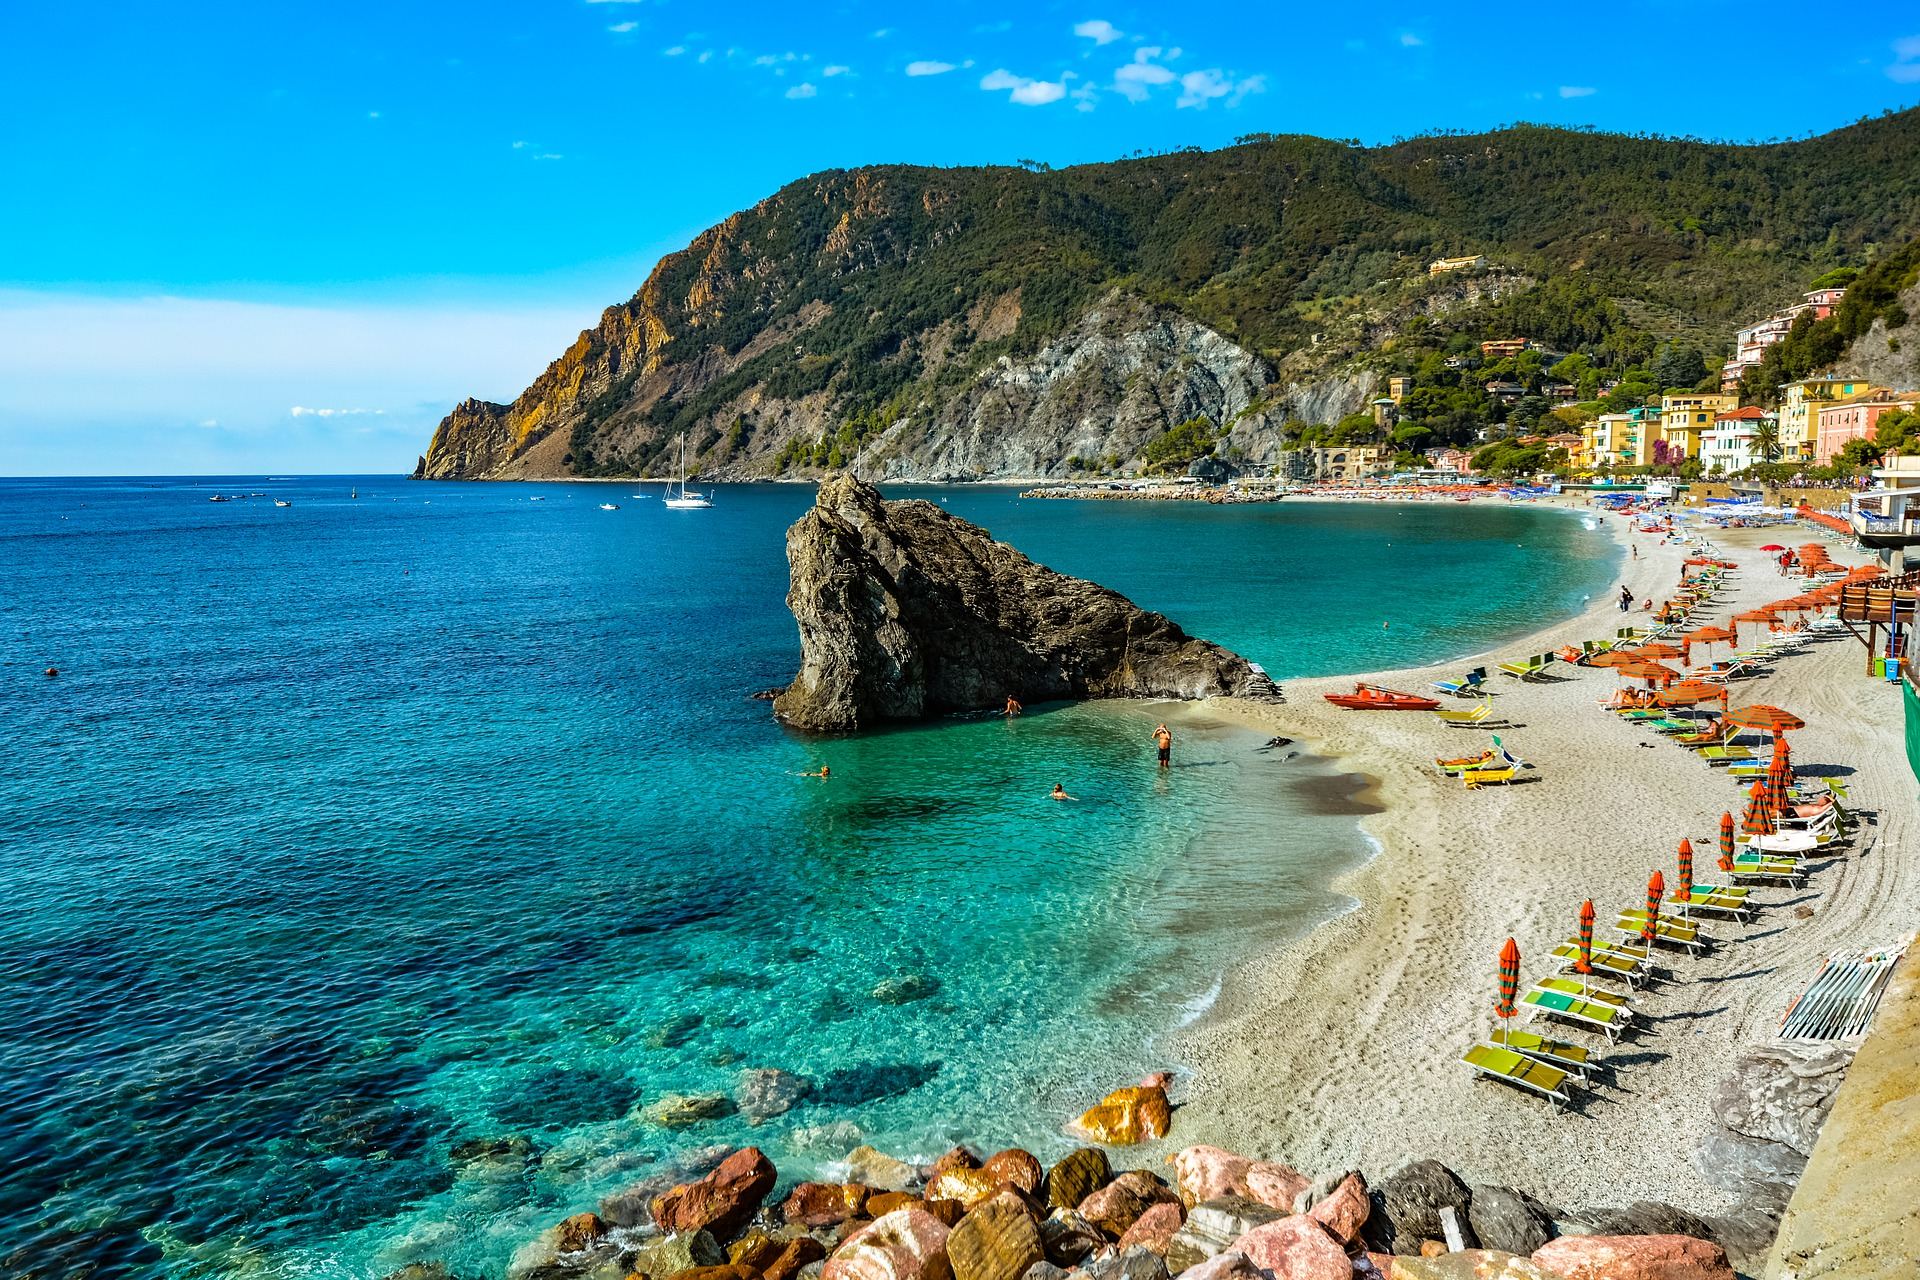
<box><xmin>737</xmin><ymin>1067</ymin><xmax>814</xmax><ymax>1125</ymax></box>
<box><xmin>644</xmin><ymin>1094</ymin><xmax>739</xmax><ymax>1129</ymax></box>
<box><xmin>646</xmin><ymin>1013</ymin><xmax>706</xmax><ymax>1049</ymax></box>
<box><xmin>872</xmin><ymin>974</ymin><xmax>943</xmax><ymax>1005</ymax></box>
<box><xmin>773</xmin><ymin>475</ymin><xmax>1257</xmax><ymax>731</ymax></box>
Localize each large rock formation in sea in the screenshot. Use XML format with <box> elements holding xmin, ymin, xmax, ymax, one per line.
<box><xmin>771</xmin><ymin>476</ymin><xmax>1258</xmax><ymax>731</ymax></box>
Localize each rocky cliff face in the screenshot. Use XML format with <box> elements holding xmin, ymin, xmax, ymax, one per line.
<box><xmin>773</xmin><ymin>476</ymin><xmax>1258</xmax><ymax>731</ymax></box>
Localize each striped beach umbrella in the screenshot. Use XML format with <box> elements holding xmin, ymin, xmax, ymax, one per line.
<box><xmin>1676</xmin><ymin>838</ymin><xmax>1695</xmax><ymax>905</ymax></box>
<box><xmin>1643</xmin><ymin>871</ymin><xmax>1664</xmax><ymax>944</ymax></box>
<box><xmin>1719</xmin><ymin>811</ymin><xmax>1737</xmax><ymax>871</ymax></box>
<box><xmin>1576</xmin><ymin>900</ymin><xmax>1595</xmax><ymax>975</ymax></box>
<box><xmin>1742</xmin><ymin>781</ymin><xmax>1776</xmax><ymax>837</ymax></box>
<box><xmin>1728</xmin><ymin>704</ymin><xmax>1805</xmax><ymax>740</ymax></box>
<box><xmin>1765</xmin><ymin>740</ymin><xmax>1795</xmax><ymax>817</ymax></box>
<box><xmin>1495</xmin><ymin>937</ymin><xmax>1521</xmax><ymax>1023</ymax></box>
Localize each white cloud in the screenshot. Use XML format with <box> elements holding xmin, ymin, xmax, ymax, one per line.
<box><xmin>981</xmin><ymin>68</ymin><xmax>1067</xmax><ymax>105</ymax></box>
<box><xmin>512</xmin><ymin>140</ymin><xmax>528</xmax><ymax>149</ymax></box>
<box><xmin>608</xmin><ymin>22</ymin><xmax>638</xmax><ymax>33</ymax></box>
<box><xmin>1559</xmin><ymin>85</ymin><xmax>1597</xmax><ymax>98</ymax></box>
<box><xmin>974</xmin><ymin>20</ymin><xmax>1012</xmax><ymax>33</ymax></box>
<box><xmin>1114</xmin><ymin>46</ymin><xmax>1175</xmax><ymax>101</ymax></box>
<box><xmin>786</xmin><ymin>82</ymin><xmax>817</xmax><ymax>98</ymax></box>
<box><xmin>366</xmin><ymin>110</ymin><xmax>381</xmax><ymax>119</ymax></box>
<box><xmin>1889</xmin><ymin>34</ymin><xmax>1920</xmax><ymax>82</ymax></box>
<box><xmin>697</xmin><ymin>49</ymin><xmax>713</xmax><ymax>62</ymax></box>
<box><xmin>871</xmin><ymin>27</ymin><xmax>893</xmax><ymax>38</ymax></box>
<box><xmin>661</xmin><ymin>43</ymin><xmax>684</xmax><ymax>54</ymax></box>
<box><xmin>1399</xmin><ymin>32</ymin><xmax>1423</xmax><ymax>46</ymax></box>
<box><xmin>291</xmin><ymin>406</ymin><xmax>386</xmax><ymax>418</ymax></box>
<box><xmin>906</xmin><ymin>60</ymin><xmax>957</xmax><ymax>76</ymax></box>
<box><xmin>198</xmin><ymin>419</ymin><xmax>219</xmax><ymax>429</ymax></box>
<box><xmin>1071</xmin><ymin>83</ymin><xmax>1100</xmax><ymax>113</ymax></box>
<box><xmin>1175</xmin><ymin>68</ymin><xmax>1262</xmax><ymax>109</ymax></box>
<box><xmin>1074</xmin><ymin>19</ymin><xmax>1122</xmax><ymax>45</ymax></box>
<box><xmin>823</xmin><ymin>64</ymin><xmax>851</xmax><ymax>76</ymax></box>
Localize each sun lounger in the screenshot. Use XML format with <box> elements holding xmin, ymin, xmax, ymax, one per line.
<box><xmin>1532</xmin><ymin>975</ymin><xmax>1634</xmax><ymax>1010</ymax></box>
<box><xmin>1488</xmin><ymin>1028</ymin><xmax>1597</xmax><ymax>1083</ymax></box>
<box><xmin>1432</xmin><ymin>667</ymin><xmax>1488</xmax><ymax>697</ymax></box>
<box><xmin>1497</xmin><ymin>653</ymin><xmax>1556</xmax><ymax>681</ymax></box>
<box><xmin>1695</xmin><ymin>745</ymin><xmax>1756</xmax><ymax>766</ymax></box>
<box><xmin>1669</xmin><ymin>888</ymin><xmax>1754</xmax><ymax>921</ymax></box>
<box><xmin>1550</xmin><ymin>942</ymin><xmax>1647</xmax><ymax>989</ymax></box>
<box><xmin>1522</xmin><ymin>987</ymin><xmax>1629</xmax><ymax>1042</ymax></box>
<box><xmin>1461</xmin><ymin>1043</ymin><xmax>1574</xmax><ymax>1110</ymax></box>
<box><xmin>1614</xmin><ymin>909</ymin><xmax>1707</xmax><ymax>955</ymax></box>
<box><xmin>1724</xmin><ymin>855</ymin><xmax>1807</xmax><ymax>887</ymax></box>
<box><xmin>1460</xmin><ymin>767</ymin><xmax>1517</xmax><ymax>788</ymax></box>
<box><xmin>1433</xmin><ymin>699</ymin><xmax>1500</xmax><ymax>727</ymax></box>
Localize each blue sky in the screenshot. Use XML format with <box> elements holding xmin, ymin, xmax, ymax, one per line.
<box><xmin>4</xmin><ymin>2</ymin><xmax>1918</xmax><ymax>475</ymax></box>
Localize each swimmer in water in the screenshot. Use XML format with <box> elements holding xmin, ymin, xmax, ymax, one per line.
<box><xmin>1051</xmin><ymin>783</ymin><xmax>1075</xmax><ymax>801</ymax></box>
<box><xmin>799</xmin><ymin>765</ymin><xmax>830</xmax><ymax>778</ymax></box>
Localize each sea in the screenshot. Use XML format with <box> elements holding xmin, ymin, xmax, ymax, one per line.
<box><xmin>0</xmin><ymin>477</ymin><xmax>1616</xmax><ymax>1278</ymax></box>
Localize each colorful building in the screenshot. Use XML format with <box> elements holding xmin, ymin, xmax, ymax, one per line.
<box><xmin>1781</xmin><ymin>376</ymin><xmax>1868</xmax><ymax>461</ymax></box>
<box><xmin>1719</xmin><ymin>288</ymin><xmax>1850</xmax><ymax>390</ymax></box>
<box><xmin>1659</xmin><ymin>392</ymin><xmax>1739</xmax><ymax>460</ymax></box>
<box><xmin>1815</xmin><ymin>392</ymin><xmax>1918</xmax><ymax>464</ymax></box>
<box><xmin>1479</xmin><ymin>339</ymin><xmax>1531</xmax><ymax>359</ymax></box>
<box><xmin>1701</xmin><ymin>407</ymin><xmax>1771</xmax><ymax>475</ymax></box>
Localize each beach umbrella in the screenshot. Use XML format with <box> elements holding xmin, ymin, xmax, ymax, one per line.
<box><xmin>1576</xmin><ymin>901</ymin><xmax>1595</xmax><ymax>975</ymax></box>
<box><xmin>1759</xmin><ymin>544</ymin><xmax>1786</xmax><ymax>552</ymax></box>
<box><xmin>1719</xmin><ymin>811</ymin><xmax>1737</xmax><ymax>872</ymax></box>
<box><xmin>1495</xmin><ymin>937</ymin><xmax>1520</xmax><ymax>1027</ymax></box>
<box><xmin>1643</xmin><ymin>871</ymin><xmax>1665</xmax><ymax>946</ymax></box>
<box><xmin>1589</xmin><ymin>651</ymin><xmax>1644</xmax><ymax>668</ymax></box>
<box><xmin>1742</xmin><ymin>781</ymin><xmax>1776</xmax><ymax>837</ymax></box>
<box><xmin>1686</xmin><ymin>625</ymin><xmax>1737</xmax><ymax>646</ymax></box>
<box><xmin>1632</xmin><ymin>642</ymin><xmax>1686</xmax><ymax>660</ymax></box>
<box><xmin>1676</xmin><ymin>838</ymin><xmax>1695</xmax><ymax>916</ymax></box>
<box><xmin>1658</xmin><ymin>679</ymin><xmax>1727</xmax><ymax>707</ymax></box>
<box><xmin>1614</xmin><ymin>658</ymin><xmax>1680</xmax><ymax>687</ymax></box>
<box><xmin>1727</xmin><ymin>704</ymin><xmax>1805</xmax><ymax>739</ymax></box>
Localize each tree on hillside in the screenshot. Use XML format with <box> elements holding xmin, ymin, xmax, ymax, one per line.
<box><xmin>1652</xmin><ymin>345</ymin><xmax>1708</xmax><ymax>390</ymax></box>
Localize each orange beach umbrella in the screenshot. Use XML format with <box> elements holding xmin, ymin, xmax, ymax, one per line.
<box><xmin>1576</xmin><ymin>901</ymin><xmax>1595</xmax><ymax>975</ymax></box>
<box><xmin>1676</xmin><ymin>838</ymin><xmax>1695</xmax><ymax>903</ymax></box>
<box><xmin>1588</xmin><ymin>651</ymin><xmax>1644</xmax><ymax>669</ymax></box>
<box><xmin>1643</xmin><ymin>871</ymin><xmax>1665</xmax><ymax>944</ymax></box>
<box><xmin>1686</xmin><ymin>625</ymin><xmax>1737</xmax><ymax>645</ymax></box>
<box><xmin>1742</xmin><ymin>781</ymin><xmax>1776</xmax><ymax>837</ymax></box>
<box><xmin>1614</xmin><ymin>659</ymin><xmax>1680</xmax><ymax>687</ymax></box>
<box><xmin>1727</xmin><ymin>704</ymin><xmax>1805</xmax><ymax>738</ymax></box>
<box><xmin>1495</xmin><ymin>937</ymin><xmax>1521</xmax><ymax>1022</ymax></box>
<box><xmin>1632</xmin><ymin>642</ymin><xmax>1686</xmax><ymax>661</ymax></box>
<box><xmin>1719</xmin><ymin>811</ymin><xmax>1737</xmax><ymax>872</ymax></box>
<box><xmin>1765</xmin><ymin>740</ymin><xmax>1795</xmax><ymax>815</ymax></box>
<box><xmin>1658</xmin><ymin>679</ymin><xmax>1728</xmax><ymax>707</ymax></box>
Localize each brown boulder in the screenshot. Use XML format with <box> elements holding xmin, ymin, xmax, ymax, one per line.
<box><xmin>555</xmin><ymin>1213</ymin><xmax>610</xmax><ymax>1254</ymax></box>
<box><xmin>664</xmin><ymin>1268</ymin><xmax>761</xmax><ymax>1280</ymax></box>
<box><xmin>846</xmin><ymin>1147</ymin><xmax>922</xmax><ymax>1193</ymax></box>
<box><xmin>948</xmin><ymin>1192</ymin><xmax>1046</xmax><ymax>1280</ymax></box>
<box><xmin>1390</xmin><ymin>1251</ymin><xmax>1562</xmax><ymax>1279</ymax></box>
<box><xmin>928</xmin><ymin>1167</ymin><xmax>1002</xmax><ymax>1211</ymax></box>
<box><xmin>1173</xmin><ymin>1251</ymin><xmax>1265</xmax><ymax>1280</ymax></box>
<box><xmin>981</xmin><ymin>1150</ymin><xmax>1045</xmax><ymax>1196</ymax></box>
<box><xmin>1045</xmin><ymin>1149</ymin><xmax>1114</xmax><ymax>1211</ymax></box>
<box><xmin>1229</xmin><ymin>1216</ymin><xmax>1351</xmax><ymax>1280</ymax></box>
<box><xmin>1116</xmin><ymin>1202</ymin><xmax>1185</xmax><ymax>1256</ymax></box>
<box><xmin>1071</xmin><ymin>1087</ymin><xmax>1172</xmax><ymax>1146</ymax></box>
<box><xmin>868</xmin><ymin>1193</ymin><xmax>922</xmax><ymax>1218</ymax></box>
<box><xmin>1079</xmin><ymin>1172</ymin><xmax>1180</xmax><ymax>1238</ymax></box>
<box><xmin>1039</xmin><ymin>1211</ymin><xmax>1108</xmax><ymax>1267</ymax></box>
<box><xmin>653</xmin><ymin>1148</ymin><xmax>779</xmax><ymax>1240</ymax></box>
<box><xmin>763</xmin><ymin>1238</ymin><xmax>828</xmax><ymax>1280</ymax></box>
<box><xmin>1241</xmin><ymin>1165</ymin><xmax>1310</xmax><ymax>1215</ymax></box>
<box><xmin>1531</xmin><ymin>1234</ymin><xmax>1737</xmax><ymax>1280</ymax></box>
<box><xmin>823</xmin><ymin>1208</ymin><xmax>955</xmax><ymax>1280</ymax></box>
<box><xmin>925</xmin><ymin>1200</ymin><xmax>968</xmax><ymax>1228</ymax></box>
<box><xmin>731</xmin><ymin>1233</ymin><xmax>786</xmax><ymax>1271</ymax></box>
<box><xmin>931</xmin><ymin>1147</ymin><xmax>983</xmax><ymax>1178</ymax></box>
<box><xmin>785</xmin><ymin>1182</ymin><xmax>873</xmax><ymax>1229</ymax></box>
<box><xmin>1304</xmin><ymin>1174</ymin><xmax>1368</xmax><ymax>1245</ymax></box>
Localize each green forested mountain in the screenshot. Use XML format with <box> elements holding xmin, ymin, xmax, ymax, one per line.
<box><xmin>417</xmin><ymin>108</ymin><xmax>1920</xmax><ymax>481</ymax></box>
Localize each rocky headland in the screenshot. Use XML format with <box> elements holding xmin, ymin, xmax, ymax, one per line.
<box><xmin>771</xmin><ymin>476</ymin><xmax>1267</xmax><ymax>732</ymax></box>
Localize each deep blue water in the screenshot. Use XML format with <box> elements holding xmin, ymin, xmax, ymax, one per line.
<box><xmin>0</xmin><ymin>478</ymin><xmax>1614</xmax><ymax>1278</ymax></box>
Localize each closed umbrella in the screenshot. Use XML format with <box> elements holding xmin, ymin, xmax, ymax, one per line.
<box><xmin>1742</xmin><ymin>781</ymin><xmax>1776</xmax><ymax>838</ymax></box>
<box><xmin>1576</xmin><ymin>901</ymin><xmax>1595</xmax><ymax>974</ymax></box>
<box><xmin>1676</xmin><ymin>838</ymin><xmax>1695</xmax><ymax>914</ymax></box>
<box><xmin>1644</xmin><ymin>871</ymin><xmax>1665</xmax><ymax>947</ymax></box>
<box><xmin>1495</xmin><ymin>937</ymin><xmax>1520</xmax><ymax>1031</ymax></box>
<box><xmin>1719</xmin><ymin>811</ymin><xmax>1737</xmax><ymax>871</ymax></box>
<box><xmin>1766</xmin><ymin>740</ymin><xmax>1795</xmax><ymax>817</ymax></box>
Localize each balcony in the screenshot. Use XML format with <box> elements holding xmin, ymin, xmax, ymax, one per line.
<box><xmin>1851</xmin><ymin>510</ymin><xmax>1920</xmax><ymax>546</ymax></box>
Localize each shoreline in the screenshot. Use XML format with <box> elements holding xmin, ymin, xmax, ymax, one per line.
<box><xmin>1155</xmin><ymin>505</ymin><xmax>1920</xmax><ymax>1219</ymax></box>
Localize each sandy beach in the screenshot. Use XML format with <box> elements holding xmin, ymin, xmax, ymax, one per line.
<box><xmin>1165</xmin><ymin>502</ymin><xmax>1920</xmax><ymax>1215</ymax></box>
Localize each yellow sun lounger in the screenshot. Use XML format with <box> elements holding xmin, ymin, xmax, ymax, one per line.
<box><xmin>1532</xmin><ymin>976</ymin><xmax>1634</xmax><ymax>1011</ymax></box>
<box><xmin>1460</xmin><ymin>1043</ymin><xmax>1574</xmax><ymax>1110</ymax></box>
<box><xmin>1433</xmin><ymin>699</ymin><xmax>1498</xmax><ymax>728</ymax></box>
<box><xmin>1489</xmin><ymin>1027</ymin><xmax>1598</xmax><ymax>1083</ymax></box>
<box><xmin>1669</xmin><ymin>888</ymin><xmax>1754</xmax><ymax>921</ymax></box>
<box><xmin>1461</xmin><ymin>767</ymin><xmax>1517</xmax><ymax>789</ymax></box>
<box><xmin>1615</xmin><ymin>909</ymin><xmax>1707</xmax><ymax>955</ymax></box>
<box><xmin>1549</xmin><ymin>942</ymin><xmax>1647</xmax><ymax>989</ymax></box>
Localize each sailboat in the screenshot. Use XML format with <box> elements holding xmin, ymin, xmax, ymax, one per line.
<box><xmin>662</xmin><ymin>434</ymin><xmax>713</xmax><ymax>509</ymax></box>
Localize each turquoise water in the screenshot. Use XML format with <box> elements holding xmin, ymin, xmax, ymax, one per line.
<box><xmin>0</xmin><ymin>479</ymin><xmax>1614</xmax><ymax>1278</ymax></box>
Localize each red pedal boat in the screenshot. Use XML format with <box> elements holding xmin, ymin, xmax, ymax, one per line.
<box><xmin>1323</xmin><ymin>682</ymin><xmax>1440</xmax><ymax>711</ymax></box>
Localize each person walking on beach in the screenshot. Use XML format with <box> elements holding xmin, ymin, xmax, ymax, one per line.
<box><xmin>1618</xmin><ymin>584</ymin><xmax>1634</xmax><ymax>613</ymax></box>
<box><xmin>1153</xmin><ymin>723</ymin><xmax>1173</xmax><ymax>769</ymax></box>
<box><xmin>1004</xmin><ymin>694</ymin><xmax>1023</xmax><ymax>717</ymax></box>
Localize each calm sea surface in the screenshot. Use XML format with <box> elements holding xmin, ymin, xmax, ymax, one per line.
<box><xmin>0</xmin><ymin>478</ymin><xmax>1614</xmax><ymax>1278</ymax></box>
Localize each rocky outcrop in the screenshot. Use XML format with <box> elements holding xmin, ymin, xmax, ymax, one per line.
<box><xmin>773</xmin><ymin>477</ymin><xmax>1257</xmax><ymax>731</ymax></box>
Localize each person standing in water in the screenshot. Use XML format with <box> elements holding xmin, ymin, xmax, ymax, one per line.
<box><xmin>1005</xmin><ymin>694</ymin><xmax>1023</xmax><ymax>717</ymax></box>
<box><xmin>1153</xmin><ymin>723</ymin><xmax>1172</xmax><ymax>769</ymax></box>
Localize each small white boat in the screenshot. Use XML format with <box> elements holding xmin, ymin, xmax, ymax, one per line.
<box><xmin>662</xmin><ymin>434</ymin><xmax>713</xmax><ymax>509</ymax></box>
<box><xmin>600</xmin><ymin>502</ymin><xmax>619</xmax><ymax>511</ymax></box>
<box><xmin>274</xmin><ymin>499</ymin><xmax>293</xmax><ymax>508</ymax></box>
<box><xmin>529</xmin><ymin>495</ymin><xmax>545</xmax><ymax>502</ymax></box>
<box><xmin>208</xmin><ymin>494</ymin><xmax>231</xmax><ymax>503</ymax></box>
<box><xmin>350</xmin><ymin>488</ymin><xmax>358</xmax><ymax>499</ymax></box>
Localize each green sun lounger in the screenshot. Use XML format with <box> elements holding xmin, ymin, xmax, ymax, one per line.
<box><xmin>1461</xmin><ymin>1043</ymin><xmax>1574</xmax><ymax>1110</ymax></box>
<box><xmin>1489</xmin><ymin>1027</ymin><xmax>1598</xmax><ymax>1082</ymax></box>
<box><xmin>1497</xmin><ymin>653</ymin><xmax>1555</xmax><ymax>680</ymax></box>
<box><xmin>1550</xmin><ymin>942</ymin><xmax>1647</xmax><ymax>988</ymax></box>
<box><xmin>1696</xmin><ymin>745</ymin><xmax>1755</xmax><ymax>765</ymax></box>
<box><xmin>1724</xmin><ymin>855</ymin><xmax>1806</xmax><ymax>886</ymax></box>
<box><xmin>1668</xmin><ymin>888</ymin><xmax>1754</xmax><ymax>921</ymax></box>
<box><xmin>1532</xmin><ymin>976</ymin><xmax>1634</xmax><ymax>1010</ymax></box>
<box><xmin>1522</xmin><ymin>988</ymin><xmax>1628</xmax><ymax>1042</ymax></box>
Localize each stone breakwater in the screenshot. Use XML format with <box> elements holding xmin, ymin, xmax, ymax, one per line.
<box><xmin>423</xmin><ymin>1076</ymin><xmax>1779</xmax><ymax>1280</ymax></box>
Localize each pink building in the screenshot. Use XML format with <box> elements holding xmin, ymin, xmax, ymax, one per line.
<box><xmin>1815</xmin><ymin>395</ymin><xmax>1916</xmax><ymax>465</ymax></box>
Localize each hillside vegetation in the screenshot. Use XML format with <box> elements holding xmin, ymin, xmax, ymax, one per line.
<box><xmin>416</xmin><ymin>109</ymin><xmax>1920</xmax><ymax>482</ymax></box>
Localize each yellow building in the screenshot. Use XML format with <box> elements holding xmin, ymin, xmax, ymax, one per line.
<box><xmin>1583</xmin><ymin>412</ymin><xmax>1639</xmax><ymax>468</ymax></box>
<box><xmin>1658</xmin><ymin>393</ymin><xmax>1738</xmax><ymax>459</ymax></box>
<box><xmin>1780</xmin><ymin>377</ymin><xmax>1867</xmax><ymax>462</ymax></box>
